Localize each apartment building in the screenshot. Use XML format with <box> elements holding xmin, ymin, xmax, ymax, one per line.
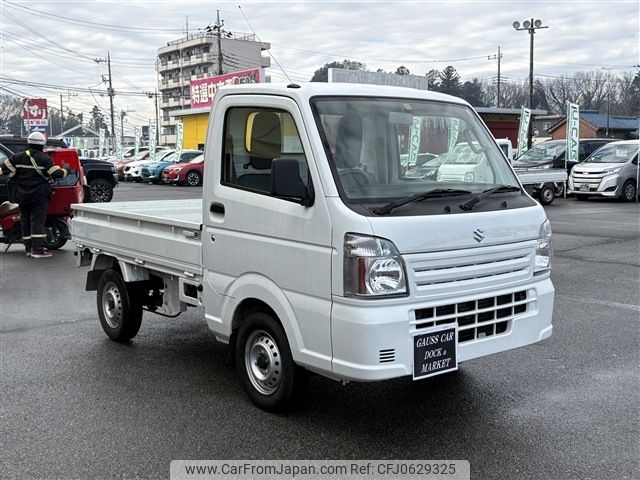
<box><xmin>157</xmin><ymin>32</ymin><xmax>270</xmax><ymax>145</ymax></box>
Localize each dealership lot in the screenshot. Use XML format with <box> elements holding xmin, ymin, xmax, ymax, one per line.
<box><xmin>1</xmin><ymin>183</ymin><xmax>638</xmax><ymax>480</ymax></box>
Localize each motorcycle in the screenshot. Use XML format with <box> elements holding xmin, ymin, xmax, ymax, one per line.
<box><xmin>0</xmin><ymin>148</ymin><xmax>84</xmax><ymax>253</ymax></box>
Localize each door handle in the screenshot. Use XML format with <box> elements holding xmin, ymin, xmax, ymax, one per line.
<box><xmin>210</xmin><ymin>202</ymin><xmax>225</xmax><ymax>215</ymax></box>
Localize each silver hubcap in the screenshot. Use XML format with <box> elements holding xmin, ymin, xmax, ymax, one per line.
<box><xmin>102</xmin><ymin>282</ymin><xmax>122</xmax><ymax>329</ymax></box>
<box><xmin>624</xmin><ymin>184</ymin><xmax>635</xmax><ymax>200</ymax></box>
<box><xmin>187</xmin><ymin>173</ymin><xmax>199</xmax><ymax>185</ymax></box>
<box><xmin>542</xmin><ymin>189</ymin><xmax>553</xmax><ymax>202</ymax></box>
<box><xmin>244</xmin><ymin>330</ymin><xmax>282</xmax><ymax>396</ymax></box>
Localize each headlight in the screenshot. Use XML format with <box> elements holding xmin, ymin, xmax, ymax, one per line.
<box><xmin>344</xmin><ymin>234</ymin><xmax>408</xmax><ymax>297</ymax></box>
<box><xmin>603</xmin><ymin>167</ymin><xmax>623</xmax><ymax>174</ymax></box>
<box><xmin>534</xmin><ymin>219</ymin><xmax>552</xmax><ymax>274</ymax></box>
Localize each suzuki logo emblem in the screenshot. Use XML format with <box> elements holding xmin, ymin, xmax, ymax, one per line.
<box><xmin>473</xmin><ymin>228</ymin><xmax>485</xmax><ymax>243</ymax></box>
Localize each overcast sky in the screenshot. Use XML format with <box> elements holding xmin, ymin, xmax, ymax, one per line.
<box><xmin>1</xmin><ymin>0</ymin><xmax>638</xmax><ymax>132</ymax></box>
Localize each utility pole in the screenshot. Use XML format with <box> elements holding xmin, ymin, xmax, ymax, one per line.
<box><xmin>216</xmin><ymin>10</ymin><xmax>223</xmax><ymax>75</ymax></box>
<box><xmin>488</xmin><ymin>46</ymin><xmax>503</xmax><ymax>108</ymax></box>
<box><xmin>94</xmin><ymin>52</ymin><xmax>116</xmax><ymax>150</ymax></box>
<box><xmin>60</xmin><ymin>94</ymin><xmax>64</xmax><ymax>134</ymax></box>
<box><xmin>144</xmin><ymin>90</ymin><xmax>161</xmax><ymax>143</ymax></box>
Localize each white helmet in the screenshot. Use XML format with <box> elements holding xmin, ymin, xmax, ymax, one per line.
<box><xmin>27</xmin><ymin>131</ymin><xmax>46</xmax><ymax>146</ymax></box>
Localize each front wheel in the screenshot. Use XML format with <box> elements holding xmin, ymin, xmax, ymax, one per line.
<box><xmin>621</xmin><ymin>180</ymin><xmax>637</xmax><ymax>202</ymax></box>
<box><xmin>185</xmin><ymin>171</ymin><xmax>202</xmax><ymax>186</ymax></box>
<box><xmin>96</xmin><ymin>269</ymin><xmax>143</xmax><ymax>342</ymax></box>
<box><xmin>88</xmin><ymin>178</ymin><xmax>114</xmax><ymax>203</ymax></box>
<box><xmin>235</xmin><ymin>311</ymin><xmax>306</xmax><ymax>410</ymax></box>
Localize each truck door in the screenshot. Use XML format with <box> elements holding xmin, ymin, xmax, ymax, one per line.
<box><xmin>202</xmin><ymin>95</ymin><xmax>334</xmax><ymax>373</ymax></box>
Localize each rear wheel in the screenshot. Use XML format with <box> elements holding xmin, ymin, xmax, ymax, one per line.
<box><xmin>235</xmin><ymin>311</ymin><xmax>306</xmax><ymax>410</ymax></box>
<box><xmin>621</xmin><ymin>180</ymin><xmax>637</xmax><ymax>202</ymax></box>
<box><xmin>185</xmin><ymin>171</ymin><xmax>201</xmax><ymax>186</ymax></box>
<box><xmin>44</xmin><ymin>222</ymin><xmax>67</xmax><ymax>250</ymax></box>
<box><xmin>96</xmin><ymin>269</ymin><xmax>143</xmax><ymax>342</ymax></box>
<box><xmin>538</xmin><ymin>185</ymin><xmax>555</xmax><ymax>205</ymax></box>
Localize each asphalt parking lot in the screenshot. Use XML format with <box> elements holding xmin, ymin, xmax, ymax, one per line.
<box><xmin>1</xmin><ymin>183</ymin><xmax>638</xmax><ymax>480</ymax></box>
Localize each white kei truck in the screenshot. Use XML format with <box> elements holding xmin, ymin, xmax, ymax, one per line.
<box><xmin>72</xmin><ymin>83</ymin><xmax>554</xmax><ymax>410</ymax></box>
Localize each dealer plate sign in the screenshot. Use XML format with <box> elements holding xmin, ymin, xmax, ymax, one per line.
<box><xmin>413</xmin><ymin>325</ymin><xmax>458</xmax><ymax>380</ymax></box>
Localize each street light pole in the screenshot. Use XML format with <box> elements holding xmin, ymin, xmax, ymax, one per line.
<box><xmin>513</xmin><ymin>18</ymin><xmax>548</xmax><ymax>149</ymax></box>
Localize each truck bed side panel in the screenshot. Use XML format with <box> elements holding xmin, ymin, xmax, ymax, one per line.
<box><xmin>71</xmin><ymin>200</ymin><xmax>203</xmax><ymax>276</ymax></box>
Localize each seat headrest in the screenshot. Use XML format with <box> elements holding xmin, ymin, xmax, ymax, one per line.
<box><xmin>249</xmin><ymin>112</ymin><xmax>282</xmax><ymax>170</ymax></box>
<box><xmin>334</xmin><ymin>114</ymin><xmax>362</xmax><ymax>169</ymax></box>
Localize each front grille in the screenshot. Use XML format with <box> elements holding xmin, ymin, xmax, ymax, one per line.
<box><xmin>407</xmin><ymin>244</ymin><xmax>534</xmax><ymax>298</ymax></box>
<box><xmin>413</xmin><ymin>290</ymin><xmax>530</xmax><ymax>343</ymax></box>
<box><xmin>571</xmin><ymin>171</ymin><xmax>605</xmax><ymax>187</ymax></box>
<box><xmin>141</xmin><ymin>168</ymin><xmax>150</xmax><ymax>178</ymax></box>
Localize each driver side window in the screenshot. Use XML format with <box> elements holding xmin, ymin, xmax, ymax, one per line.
<box><xmin>221</xmin><ymin>107</ymin><xmax>309</xmax><ymax>195</ymax></box>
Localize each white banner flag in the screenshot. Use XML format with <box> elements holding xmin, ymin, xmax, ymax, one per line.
<box><xmin>98</xmin><ymin>128</ymin><xmax>106</xmax><ymax>157</ymax></box>
<box><xmin>134</xmin><ymin>126</ymin><xmax>141</xmax><ymax>160</ymax></box>
<box><xmin>516</xmin><ymin>106</ymin><xmax>532</xmax><ymax>159</ymax></box>
<box><xmin>565</xmin><ymin>103</ymin><xmax>580</xmax><ymax>170</ymax></box>
<box><xmin>448</xmin><ymin>118</ymin><xmax>460</xmax><ymax>153</ymax></box>
<box><xmin>115</xmin><ymin>125</ymin><xmax>123</xmax><ymax>162</ymax></box>
<box><xmin>149</xmin><ymin>124</ymin><xmax>157</xmax><ymax>162</ymax></box>
<box><xmin>175</xmin><ymin>121</ymin><xmax>184</xmax><ymax>160</ymax></box>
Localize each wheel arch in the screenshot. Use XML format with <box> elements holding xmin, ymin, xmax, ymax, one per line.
<box><xmin>219</xmin><ymin>274</ymin><xmax>306</xmax><ymax>364</ymax></box>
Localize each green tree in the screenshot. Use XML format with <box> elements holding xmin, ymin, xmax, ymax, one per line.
<box><xmin>87</xmin><ymin>105</ymin><xmax>109</xmax><ymax>135</ymax></box>
<box><xmin>425</xmin><ymin>69</ymin><xmax>441</xmax><ymax>91</ymax></box>
<box><xmin>310</xmin><ymin>60</ymin><xmax>367</xmax><ymax>82</ymax></box>
<box><xmin>460</xmin><ymin>78</ymin><xmax>486</xmax><ymax>106</ymax></box>
<box><xmin>438</xmin><ymin>66</ymin><xmax>462</xmax><ymax>96</ymax></box>
<box><xmin>0</xmin><ymin>94</ymin><xmax>24</xmax><ymax>135</ymax></box>
<box><xmin>395</xmin><ymin>65</ymin><xmax>410</xmax><ymax>76</ymax></box>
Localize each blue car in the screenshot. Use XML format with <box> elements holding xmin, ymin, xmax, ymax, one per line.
<box><xmin>141</xmin><ymin>150</ymin><xmax>203</xmax><ymax>183</ymax></box>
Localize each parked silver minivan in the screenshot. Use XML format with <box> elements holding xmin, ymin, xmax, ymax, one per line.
<box><xmin>568</xmin><ymin>140</ymin><xmax>639</xmax><ymax>201</ymax></box>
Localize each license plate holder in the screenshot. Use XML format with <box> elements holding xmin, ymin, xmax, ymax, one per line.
<box><xmin>580</xmin><ymin>184</ymin><xmax>590</xmax><ymax>192</ymax></box>
<box><xmin>413</xmin><ymin>325</ymin><xmax>458</xmax><ymax>380</ymax></box>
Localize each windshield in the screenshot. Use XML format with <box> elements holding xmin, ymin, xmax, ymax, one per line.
<box><xmin>311</xmin><ymin>97</ymin><xmax>519</xmax><ymax>202</ymax></box>
<box><xmin>162</xmin><ymin>152</ymin><xmax>179</xmax><ymax>163</ymax></box>
<box><xmin>583</xmin><ymin>143</ymin><xmax>638</xmax><ymax>164</ymax></box>
<box><xmin>517</xmin><ymin>142</ymin><xmax>564</xmax><ymax>162</ymax></box>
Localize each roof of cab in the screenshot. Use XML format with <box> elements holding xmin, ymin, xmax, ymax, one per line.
<box><xmin>215</xmin><ymin>82</ymin><xmax>470</xmax><ymax>106</ymax></box>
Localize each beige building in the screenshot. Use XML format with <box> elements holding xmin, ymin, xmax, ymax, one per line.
<box><xmin>157</xmin><ymin>32</ymin><xmax>270</xmax><ymax>145</ymax></box>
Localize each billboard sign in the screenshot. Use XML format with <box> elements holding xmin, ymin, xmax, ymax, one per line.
<box><xmin>190</xmin><ymin>68</ymin><xmax>263</xmax><ymax>109</ymax></box>
<box><xmin>22</xmin><ymin>98</ymin><xmax>49</xmax><ymax>133</ymax></box>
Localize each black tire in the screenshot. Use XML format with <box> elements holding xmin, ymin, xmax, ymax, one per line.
<box><xmin>96</xmin><ymin>269</ymin><xmax>143</xmax><ymax>342</ymax></box>
<box><xmin>538</xmin><ymin>185</ymin><xmax>555</xmax><ymax>205</ymax></box>
<box><xmin>88</xmin><ymin>178</ymin><xmax>114</xmax><ymax>203</ymax></box>
<box><xmin>185</xmin><ymin>170</ymin><xmax>202</xmax><ymax>186</ymax></box>
<box><xmin>44</xmin><ymin>222</ymin><xmax>67</xmax><ymax>250</ymax></box>
<box><xmin>575</xmin><ymin>194</ymin><xmax>589</xmax><ymax>201</ymax></box>
<box><xmin>235</xmin><ymin>311</ymin><xmax>306</xmax><ymax>411</ymax></box>
<box><xmin>621</xmin><ymin>180</ymin><xmax>637</xmax><ymax>202</ymax></box>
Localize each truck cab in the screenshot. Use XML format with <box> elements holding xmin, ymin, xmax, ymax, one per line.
<box><xmin>73</xmin><ymin>84</ymin><xmax>554</xmax><ymax>410</ymax></box>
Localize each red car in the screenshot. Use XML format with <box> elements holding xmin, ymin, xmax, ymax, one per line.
<box><xmin>162</xmin><ymin>154</ymin><xmax>204</xmax><ymax>186</ymax></box>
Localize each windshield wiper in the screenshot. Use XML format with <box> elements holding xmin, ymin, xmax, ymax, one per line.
<box><xmin>374</xmin><ymin>188</ymin><xmax>472</xmax><ymax>215</ymax></box>
<box><xmin>459</xmin><ymin>185</ymin><xmax>521</xmax><ymax>211</ymax></box>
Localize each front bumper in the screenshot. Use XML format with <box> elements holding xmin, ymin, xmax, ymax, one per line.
<box><xmin>568</xmin><ymin>174</ymin><xmax>621</xmax><ymax>197</ymax></box>
<box><xmin>330</xmin><ymin>278</ymin><xmax>554</xmax><ymax>381</ymax></box>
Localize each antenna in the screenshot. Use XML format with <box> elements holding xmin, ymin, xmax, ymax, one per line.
<box><xmin>237</xmin><ymin>5</ymin><xmax>297</xmax><ymax>86</ymax></box>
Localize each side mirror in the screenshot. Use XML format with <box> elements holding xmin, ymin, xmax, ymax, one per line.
<box><xmin>271</xmin><ymin>157</ymin><xmax>313</xmax><ymax>206</ymax></box>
